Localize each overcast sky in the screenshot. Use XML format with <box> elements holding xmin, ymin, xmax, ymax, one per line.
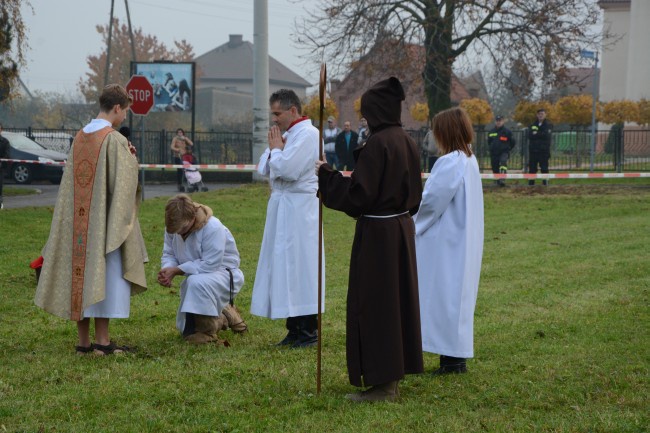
<box><xmin>20</xmin><ymin>0</ymin><xmax>319</xmax><ymax>96</ymax></box>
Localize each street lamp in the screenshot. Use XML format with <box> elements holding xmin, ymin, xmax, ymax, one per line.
<box><xmin>580</xmin><ymin>49</ymin><xmax>599</xmax><ymax>172</ymax></box>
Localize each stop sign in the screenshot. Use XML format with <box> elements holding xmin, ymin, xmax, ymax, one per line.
<box><xmin>126</xmin><ymin>75</ymin><xmax>154</xmax><ymax>115</ymax></box>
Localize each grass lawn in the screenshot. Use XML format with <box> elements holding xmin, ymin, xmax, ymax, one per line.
<box><xmin>0</xmin><ymin>183</ymin><xmax>648</xmax><ymax>432</ymax></box>
<box><xmin>2</xmin><ymin>185</ymin><xmax>39</xmax><ymax>196</ymax></box>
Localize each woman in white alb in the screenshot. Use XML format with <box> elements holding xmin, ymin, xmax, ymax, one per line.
<box><xmin>159</xmin><ymin>194</ymin><xmax>246</xmax><ymax>343</ymax></box>
<box><xmin>414</xmin><ymin>107</ymin><xmax>484</xmax><ymax>375</ymax></box>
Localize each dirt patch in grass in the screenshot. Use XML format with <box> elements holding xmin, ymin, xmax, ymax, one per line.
<box><xmin>486</xmin><ymin>184</ymin><xmax>650</xmax><ymax>197</ymax></box>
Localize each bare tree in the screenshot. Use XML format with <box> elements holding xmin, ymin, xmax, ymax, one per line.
<box><xmin>296</xmin><ymin>0</ymin><xmax>602</xmax><ymax>119</ymax></box>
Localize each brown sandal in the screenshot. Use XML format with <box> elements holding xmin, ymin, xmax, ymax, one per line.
<box><xmin>75</xmin><ymin>344</ymin><xmax>94</xmax><ymax>355</ymax></box>
<box><xmin>93</xmin><ymin>342</ymin><xmax>133</xmax><ymax>355</ymax></box>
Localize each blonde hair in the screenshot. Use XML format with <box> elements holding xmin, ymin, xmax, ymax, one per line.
<box><xmin>433</xmin><ymin>107</ymin><xmax>474</xmax><ymax>156</ymax></box>
<box><xmin>165</xmin><ymin>194</ymin><xmax>196</xmax><ymax>233</ymax></box>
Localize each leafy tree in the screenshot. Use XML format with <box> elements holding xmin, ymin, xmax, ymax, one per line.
<box><xmin>353</xmin><ymin>97</ymin><xmax>361</xmax><ymax>119</ymax></box>
<box><xmin>410</xmin><ymin>102</ymin><xmax>429</xmax><ymax>123</ymax></box>
<box><xmin>296</xmin><ymin>0</ymin><xmax>601</xmax><ymax>120</ymax></box>
<box><xmin>600</xmin><ymin>100</ymin><xmax>638</xmax><ymax>156</ymax></box>
<box><xmin>633</xmin><ymin>99</ymin><xmax>650</xmax><ymax>126</ymax></box>
<box><xmin>0</xmin><ymin>1</ymin><xmax>31</xmax><ymax>101</ymax></box>
<box><xmin>460</xmin><ymin>98</ymin><xmax>493</xmax><ymax>126</ymax></box>
<box><xmin>302</xmin><ymin>94</ymin><xmax>339</xmax><ymax>125</ymax></box>
<box><xmin>600</xmin><ymin>100</ymin><xmax>638</xmax><ymax>126</ymax></box>
<box><xmin>554</xmin><ymin>95</ymin><xmax>598</xmax><ymax>127</ymax></box>
<box><xmin>513</xmin><ymin>100</ymin><xmax>556</xmax><ymax>127</ymax></box>
<box><xmin>78</xmin><ymin>18</ymin><xmax>194</xmax><ymax>105</ymax></box>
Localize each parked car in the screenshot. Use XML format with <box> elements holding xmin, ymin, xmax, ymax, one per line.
<box><xmin>29</xmin><ymin>131</ymin><xmax>74</xmax><ymax>154</ymax></box>
<box><xmin>3</xmin><ymin>131</ymin><xmax>67</xmax><ymax>184</ymax></box>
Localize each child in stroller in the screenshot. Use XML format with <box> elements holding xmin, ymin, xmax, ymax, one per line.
<box><xmin>181</xmin><ymin>148</ymin><xmax>209</xmax><ymax>193</ymax></box>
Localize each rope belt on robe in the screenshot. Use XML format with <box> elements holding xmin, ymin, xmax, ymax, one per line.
<box><xmin>362</xmin><ymin>211</ymin><xmax>410</xmax><ymax>219</ymax></box>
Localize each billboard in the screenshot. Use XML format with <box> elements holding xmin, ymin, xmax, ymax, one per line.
<box><xmin>132</xmin><ymin>62</ymin><xmax>195</xmax><ymax>113</ymax></box>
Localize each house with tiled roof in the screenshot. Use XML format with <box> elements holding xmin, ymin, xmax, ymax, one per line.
<box><xmin>329</xmin><ymin>40</ymin><xmax>486</xmax><ymax>131</ymax></box>
<box><xmin>194</xmin><ymin>34</ymin><xmax>311</xmax><ymax>128</ymax></box>
<box><xmin>546</xmin><ymin>67</ymin><xmax>599</xmax><ymax>101</ymax></box>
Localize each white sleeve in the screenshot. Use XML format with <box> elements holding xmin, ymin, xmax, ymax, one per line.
<box><xmin>257</xmin><ymin>147</ymin><xmax>271</xmax><ymax>176</ymax></box>
<box><xmin>161</xmin><ymin>231</ymin><xmax>180</xmax><ymax>268</ymax></box>
<box><xmin>413</xmin><ymin>153</ymin><xmax>466</xmax><ymax>236</ymax></box>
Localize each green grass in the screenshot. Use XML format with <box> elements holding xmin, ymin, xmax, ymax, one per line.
<box><xmin>2</xmin><ymin>185</ymin><xmax>39</xmax><ymax>196</ymax></box>
<box><xmin>0</xmin><ymin>183</ymin><xmax>648</xmax><ymax>432</ymax></box>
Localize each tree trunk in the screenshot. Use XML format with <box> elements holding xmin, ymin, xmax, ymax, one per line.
<box><xmin>423</xmin><ymin>2</ymin><xmax>453</xmax><ymax>120</ymax></box>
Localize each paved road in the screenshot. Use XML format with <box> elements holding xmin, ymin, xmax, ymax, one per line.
<box><xmin>3</xmin><ymin>181</ymin><xmax>243</xmax><ymax>209</ymax></box>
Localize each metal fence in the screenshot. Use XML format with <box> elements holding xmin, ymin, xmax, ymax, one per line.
<box><xmin>410</xmin><ymin>128</ymin><xmax>650</xmax><ymax>173</ymax></box>
<box><xmin>7</xmin><ymin>126</ymin><xmax>650</xmax><ymax>172</ymax></box>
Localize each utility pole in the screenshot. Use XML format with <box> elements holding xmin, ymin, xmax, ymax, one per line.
<box><xmin>103</xmin><ymin>0</ymin><xmax>115</xmax><ymax>87</ymax></box>
<box><xmin>124</xmin><ymin>0</ymin><xmax>137</xmax><ymax>63</ymax></box>
<box><xmin>581</xmin><ymin>48</ymin><xmax>599</xmax><ymax>172</ymax></box>
<box><xmin>252</xmin><ymin>0</ymin><xmax>269</xmax><ymax>179</ymax></box>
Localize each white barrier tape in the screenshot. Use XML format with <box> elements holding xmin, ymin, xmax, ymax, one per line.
<box><xmin>2</xmin><ymin>159</ymin><xmax>649</xmax><ymax>179</ymax></box>
<box><xmin>478</xmin><ymin>172</ymin><xmax>650</xmax><ymax>180</ymax></box>
<box><xmin>1</xmin><ymin>158</ymin><xmax>67</xmax><ymax>166</ymax></box>
<box><xmin>138</xmin><ymin>163</ymin><xmax>258</xmax><ymax>171</ymax></box>
<box><xmin>0</xmin><ymin>159</ymin><xmax>258</xmax><ymax>171</ymax></box>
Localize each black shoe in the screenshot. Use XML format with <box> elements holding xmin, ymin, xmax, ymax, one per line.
<box><xmin>291</xmin><ymin>332</ymin><xmax>318</xmax><ymax>348</ymax></box>
<box><xmin>431</xmin><ymin>364</ymin><xmax>467</xmax><ymax>375</ymax></box>
<box><xmin>291</xmin><ymin>314</ymin><xmax>318</xmax><ymax>348</ymax></box>
<box><xmin>528</xmin><ymin>180</ymin><xmax>535</xmax><ymax>186</ymax></box>
<box><xmin>276</xmin><ymin>331</ymin><xmax>299</xmax><ymax>346</ymax></box>
<box><xmin>432</xmin><ymin>355</ymin><xmax>467</xmax><ymax>375</ymax></box>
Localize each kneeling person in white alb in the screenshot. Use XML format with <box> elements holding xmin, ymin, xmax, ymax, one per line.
<box><xmin>158</xmin><ymin>194</ymin><xmax>247</xmax><ymax>343</ymax></box>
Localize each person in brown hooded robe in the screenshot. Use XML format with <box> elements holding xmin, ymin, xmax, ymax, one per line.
<box><xmin>315</xmin><ymin>77</ymin><xmax>424</xmax><ymax>402</ymax></box>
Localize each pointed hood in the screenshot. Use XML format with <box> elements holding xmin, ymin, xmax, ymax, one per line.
<box><xmin>360</xmin><ymin>77</ymin><xmax>405</xmax><ymax>133</ymax></box>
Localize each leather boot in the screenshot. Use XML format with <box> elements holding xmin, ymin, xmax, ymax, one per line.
<box><xmin>222</xmin><ymin>304</ymin><xmax>248</xmax><ymax>333</ymax></box>
<box><xmin>432</xmin><ymin>355</ymin><xmax>467</xmax><ymax>375</ymax></box>
<box><xmin>184</xmin><ymin>314</ymin><xmax>222</xmax><ymax>344</ymax></box>
<box><xmin>292</xmin><ymin>314</ymin><xmax>318</xmax><ymax>348</ymax></box>
<box><xmin>182</xmin><ymin>313</ymin><xmax>196</xmax><ymax>337</ymax></box>
<box><xmin>276</xmin><ymin>316</ymin><xmax>300</xmax><ymax>346</ymax></box>
<box><xmin>346</xmin><ymin>381</ymin><xmax>400</xmax><ymax>402</ymax></box>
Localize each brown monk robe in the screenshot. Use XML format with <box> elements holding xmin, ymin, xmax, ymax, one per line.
<box><xmin>317</xmin><ymin>77</ymin><xmax>424</xmax><ymax>402</ymax></box>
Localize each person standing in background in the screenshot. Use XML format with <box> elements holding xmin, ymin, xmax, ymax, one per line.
<box><xmin>357</xmin><ymin>117</ymin><xmax>369</xmax><ymax>146</ymax></box>
<box><xmin>323</xmin><ymin>116</ymin><xmax>340</xmax><ymax>168</ymax></box>
<box><xmin>528</xmin><ymin>108</ymin><xmax>552</xmax><ymax>186</ymax></box>
<box><xmin>423</xmin><ymin>120</ymin><xmax>438</xmax><ymax>172</ymax></box>
<box><xmin>171</xmin><ymin>128</ymin><xmax>193</xmax><ymax>191</ymax></box>
<box><xmin>335</xmin><ymin>121</ymin><xmax>359</xmax><ymax>171</ymax></box>
<box><xmin>487</xmin><ymin>115</ymin><xmax>516</xmax><ymax>186</ymax></box>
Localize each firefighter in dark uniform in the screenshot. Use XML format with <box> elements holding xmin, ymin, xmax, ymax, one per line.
<box><xmin>487</xmin><ymin>115</ymin><xmax>515</xmax><ymax>187</ymax></box>
<box><xmin>528</xmin><ymin>108</ymin><xmax>553</xmax><ymax>186</ymax></box>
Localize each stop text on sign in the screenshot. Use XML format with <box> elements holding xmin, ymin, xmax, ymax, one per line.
<box><xmin>129</xmin><ymin>88</ymin><xmax>152</xmax><ymax>102</ymax></box>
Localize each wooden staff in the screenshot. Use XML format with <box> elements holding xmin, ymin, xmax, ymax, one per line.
<box><xmin>317</xmin><ymin>63</ymin><xmax>326</xmax><ymax>394</ymax></box>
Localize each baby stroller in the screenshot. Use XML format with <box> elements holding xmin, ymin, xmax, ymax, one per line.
<box><xmin>181</xmin><ymin>160</ymin><xmax>209</xmax><ymax>193</ymax></box>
